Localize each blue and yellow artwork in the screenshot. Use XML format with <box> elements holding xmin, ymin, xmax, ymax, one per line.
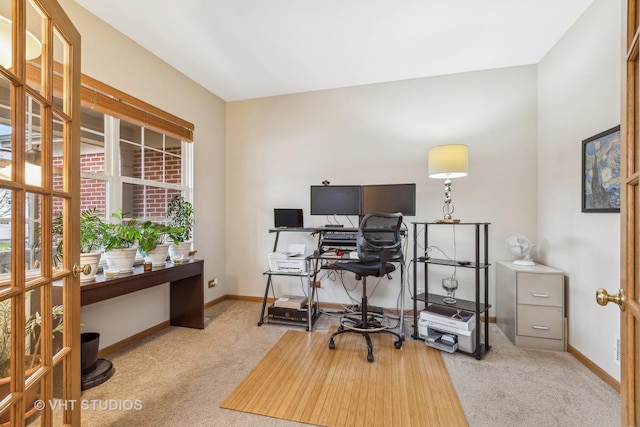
<box><xmin>582</xmin><ymin>126</ymin><xmax>620</xmax><ymax>212</ymax></box>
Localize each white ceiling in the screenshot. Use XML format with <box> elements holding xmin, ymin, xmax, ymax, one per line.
<box><xmin>73</xmin><ymin>0</ymin><xmax>595</xmax><ymax>102</ymax></box>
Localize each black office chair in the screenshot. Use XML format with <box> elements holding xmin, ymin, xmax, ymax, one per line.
<box><xmin>328</xmin><ymin>212</ymin><xmax>404</xmax><ymax>362</ymax></box>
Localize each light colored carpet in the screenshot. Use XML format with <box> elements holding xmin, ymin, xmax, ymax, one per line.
<box><xmin>221</xmin><ymin>328</ymin><xmax>466</xmax><ymax>426</ymax></box>
<box><xmin>440</xmin><ymin>323</ymin><xmax>621</xmax><ymax>427</ymax></box>
<box><xmin>70</xmin><ymin>300</ymin><xmax>619</xmax><ymax>426</ymax></box>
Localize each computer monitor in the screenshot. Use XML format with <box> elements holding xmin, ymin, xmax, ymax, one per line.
<box><xmin>274</xmin><ymin>208</ymin><xmax>304</xmax><ymax>228</ymax></box>
<box><xmin>310</xmin><ymin>185</ymin><xmax>362</xmax><ymax>216</ymax></box>
<box><xmin>361</xmin><ymin>183</ymin><xmax>416</xmax><ymax>216</ymax></box>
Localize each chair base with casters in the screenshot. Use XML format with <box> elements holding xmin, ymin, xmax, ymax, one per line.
<box><xmin>328</xmin><ymin>263</ymin><xmax>403</xmax><ymax>363</ymax></box>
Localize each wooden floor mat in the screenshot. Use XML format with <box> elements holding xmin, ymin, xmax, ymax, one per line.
<box><xmin>221</xmin><ymin>328</ymin><xmax>467</xmax><ymax>426</ymax></box>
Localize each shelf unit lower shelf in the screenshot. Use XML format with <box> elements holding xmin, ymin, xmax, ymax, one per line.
<box><xmin>415</xmin><ymin>293</ymin><xmax>490</xmax><ymax>314</ymax></box>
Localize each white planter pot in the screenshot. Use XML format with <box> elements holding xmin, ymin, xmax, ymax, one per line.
<box><xmin>168</xmin><ymin>241</ymin><xmax>192</xmax><ymax>263</ymax></box>
<box><xmin>79</xmin><ymin>251</ymin><xmax>102</xmax><ymax>282</ymax></box>
<box><xmin>104</xmin><ymin>247</ymin><xmax>138</xmax><ymax>273</ymax></box>
<box><xmin>144</xmin><ymin>243</ymin><xmax>170</xmax><ymax>267</ymax></box>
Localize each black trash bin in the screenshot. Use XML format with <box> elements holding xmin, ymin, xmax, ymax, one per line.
<box><xmin>81</xmin><ymin>332</ymin><xmax>100</xmax><ymax>374</ymax></box>
<box><xmin>81</xmin><ymin>332</ymin><xmax>115</xmax><ymax>390</ymax></box>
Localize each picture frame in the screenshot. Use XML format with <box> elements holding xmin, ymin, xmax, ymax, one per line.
<box><xmin>582</xmin><ymin>125</ymin><xmax>621</xmax><ymax>213</ymax></box>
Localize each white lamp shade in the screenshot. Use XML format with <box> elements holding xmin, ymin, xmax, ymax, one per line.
<box><xmin>428</xmin><ymin>144</ymin><xmax>469</xmax><ymax>179</ymax></box>
<box><xmin>0</xmin><ymin>15</ymin><xmax>42</xmax><ymax>69</ymax></box>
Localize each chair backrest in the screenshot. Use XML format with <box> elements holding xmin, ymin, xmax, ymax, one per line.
<box><xmin>356</xmin><ymin>212</ymin><xmax>404</xmax><ymax>265</ymax></box>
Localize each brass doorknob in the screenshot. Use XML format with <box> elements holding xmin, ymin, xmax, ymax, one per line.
<box><xmin>72</xmin><ymin>263</ymin><xmax>91</xmax><ymax>278</ymax></box>
<box><xmin>596</xmin><ymin>288</ymin><xmax>625</xmax><ymax>311</ymax></box>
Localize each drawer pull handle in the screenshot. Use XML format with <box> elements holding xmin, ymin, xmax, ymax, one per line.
<box><xmin>531</xmin><ymin>293</ymin><xmax>549</xmax><ymax>298</ymax></box>
<box><xmin>532</xmin><ymin>325</ymin><xmax>550</xmax><ymax>330</ymax></box>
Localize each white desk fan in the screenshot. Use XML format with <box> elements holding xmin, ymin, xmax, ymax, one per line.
<box><xmin>506</xmin><ymin>234</ymin><xmax>535</xmax><ymax>266</ymax></box>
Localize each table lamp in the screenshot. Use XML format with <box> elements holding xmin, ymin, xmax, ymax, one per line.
<box><xmin>428</xmin><ymin>144</ymin><xmax>468</xmax><ymax>223</ymax></box>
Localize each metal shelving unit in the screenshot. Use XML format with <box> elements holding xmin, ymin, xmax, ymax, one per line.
<box><xmin>257</xmin><ymin>228</ymin><xmax>319</xmax><ymax>330</ymax></box>
<box><xmin>411</xmin><ymin>222</ymin><xmax>491</xmax><ymax>360</ymax></box>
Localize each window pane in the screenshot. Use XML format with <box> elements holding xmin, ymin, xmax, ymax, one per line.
<box><xmin>123</xmin><ymin>183</ymin><xmax>168</xmax><ymax>220</ymax></box>
<box><xmin>143</xmin><ymin>146</ymin><xmax>163</xmax><ymax>181</ymax></box>
<box><xmin>80</xmin><ymin>109</ymin><xmax>105</xmax><ymax>174</ymax></box>
<box><xmin>120</xmin><ymin>140</ymin><xmax>141</xmax><ymax>179</ymax></box>
<box><xmin>166</xmin><ymin>135</ymin><xmax>182</xmax><ymax>186</ymax></box>
<box><xmin>80</xmin><ymin>178</ymin><xmax>106</xmax><ymax>214</ymax></box>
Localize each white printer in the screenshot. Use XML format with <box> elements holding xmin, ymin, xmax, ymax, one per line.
<box><xmin>268</xmin><ymin>244</ymin><xmax>307</xmax><ymax>273</ymax></box>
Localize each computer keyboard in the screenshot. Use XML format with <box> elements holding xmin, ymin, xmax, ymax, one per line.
<box><xmin>323</xmin><ymin>233</ymin><xmax>357</xmax><ymax>240</ymax></box>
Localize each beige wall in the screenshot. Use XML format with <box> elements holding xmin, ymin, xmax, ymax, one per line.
<box><xmin>226</xmin><ymin>66</ymin><xmax>539</xmax><ymax>314</ymax></box>
<box><xmin>60</xmin><ymin>0</ymin><xmax>227</xmax><ymax>348</ymax></box>
<box><xmin>538</xmin><ymin>0</ymin><xmax>621</xmax><ymax>380</ymax></box>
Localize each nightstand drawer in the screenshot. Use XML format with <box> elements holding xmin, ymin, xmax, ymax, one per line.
<box><xmin>517</xmin><ymin>305</ymin><xmax>563</xmax><ymax>339</ymax></box>
<box><xmin>517</xmin><ymin>273</ymin><xmax>563</xmax><ymax>306</ymax></box>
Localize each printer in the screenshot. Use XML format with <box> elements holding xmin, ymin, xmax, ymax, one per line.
<box><xmin>268</xmin><ymin>244</ymin><xmax>307</xmax><ymax>273</ymax></box>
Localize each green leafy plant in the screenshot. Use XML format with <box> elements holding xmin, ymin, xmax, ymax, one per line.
<box><xmin>80</xmin><ymin>208</ymin><xmax>107</xmax><ymax>254</ymax></box>
<box><xmin>44</xmin><ymin>208</ymin><xmax>106</xmax><ymax>267</ymax></box>
<box><xmin>166</xmin><ymin>196</ymin><xmax>194</xmax><ymax>243</ymax></box>
<box><xmin>0</xmin><ymin>293</ymin><xmax>64</xmax><ymax>378</ymax></box>
<box><xmin>102</xmin><ymin>210</ymin><xmax>141</xmax><ymax>252</ymax></box>
<box><xmin>137</xmin><ymin>221</ymin><xmax>182</xmax><ymax>256</ymax></box>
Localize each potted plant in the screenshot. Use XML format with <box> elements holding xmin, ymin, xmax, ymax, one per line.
<box><xmin>0</xmin><ymin>293</ymin><xmax>63</xmax><ymax>424</ymax></box>
<box><xmin>138</xmin><ymin>221</ymin><xmax>182</xmax><ymax>267</ymax></box>
<box><xmin>166</xmin><ymin>195</ymin><xmax>194</xmax><ymax>262</ymax></box>
<box><xmin>49</xmin><ymin>208</ymin><xmax>106</xmax><ymax>282</ymax></box>
<box><xmin>102</xmin><ymin>210</ymin><xmax>141</xmax><ymax>274</ymax></box>
<box><xmin>79</xmin><ymin>208</ymin><xmax>107</xmax><ymax>282</ymax></box>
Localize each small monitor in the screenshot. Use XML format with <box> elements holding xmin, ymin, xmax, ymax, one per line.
<box><xmin>310</xmin><ymin>185</ymin><xmax>362</xmax><ymax>216</ymax></box>
<box><xmin>361</xmin><ymin>183</ymin><xmax>416</xmax><ymax>216</ymax></box>
<box><xmin>274</xmin><ymin>208</ymin><xmax>304</xmax><ymax>228</ymax></box>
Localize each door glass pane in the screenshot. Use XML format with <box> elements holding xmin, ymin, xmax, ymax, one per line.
<box><xmin>52</xmin><ymin>196</ymin><xmax>64</xmax><ymax>270</ymax></box>
<box><xmin>0</xmin><ymin>296</ymin><xmax>11</xmax><ymax>406</ymax></box>
<box><xmin>0</xmin><ymin>0</ymin><xmax>11</xmax><ymax>70</ymax></box>
<box><xmin>53</xmin><ymin>111</ymin><xmax>65</xmax><ymax>192</ymax></box>
<box><xmin>25</xmin><ymin>96</ymin><xmax>42</xmax><ymax>187</ymax></box>
<box><xmin>25</xmin><ymin>285</ymin><xmax>41</xmax><ymax>372</ymax></box>
<box><xmin>26</xmin><ymin>192</ymin><xmax>42</xmax><ymax>278</ymax></box>
<box><xmin>0</xmin><ymin>189</ymin><xmax>10</xmax><ymax>278</ymax></box>
<box><xmin>25</xmin><ymin>0</ymin><xmax>45</xmax><ymax>96</ymax></box>
<box><xmin>25</xmin><ymin>285</ymin><xmax>44</xmax><ymax>423</ymax></box>
<box><xmin>0</xmin><ymin>75</ymin><xmax>11</xmax><ymax>184</ymax></box>
<box><xmin>52</xmin><ymin>26</ymin><xmax>68</xmax><ymax>113</ymax></box>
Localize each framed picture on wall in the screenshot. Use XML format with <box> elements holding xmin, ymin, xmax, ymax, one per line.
<box><xmin>582</xmin><ymin>125</ymin><xmax>621</xmax><ymax>213</ymax></box>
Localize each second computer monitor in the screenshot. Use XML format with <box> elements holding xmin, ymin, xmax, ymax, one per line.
<box><xmin>361</xmin><ymin>183</ymin><xmax>416</xmax><ymax>216</ymax></box>
<box><xmin>310</xmin><ymin>185</ymin><xmax>362</xmax><ymax>216</ymax></box>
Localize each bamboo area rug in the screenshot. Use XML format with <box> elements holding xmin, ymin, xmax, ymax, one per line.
<box><xmin>221</xmin><ymin>328</ymin><xmax>467</xmax><ymax>427</ymax></box>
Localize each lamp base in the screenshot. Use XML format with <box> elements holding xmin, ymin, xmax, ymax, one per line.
<box><xmin>434</xmin><ymin>219</ymin><xmax>460</xmax><ymax>223</ymax></box>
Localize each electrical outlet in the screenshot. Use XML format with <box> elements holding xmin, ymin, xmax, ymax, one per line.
<box><xmin>311</xmin><ymin>281</ymin><xmax>321</xmax><ymax>288</ymax></box>
<box><xmin>417</xmin><ymin>287</ymin><xmax>425</xmax><ymax>296</ymax></box>
<box><xmin>208</xmin><ymin>278</ymin><xmax>218</xmax><ymax>288</ymax></box>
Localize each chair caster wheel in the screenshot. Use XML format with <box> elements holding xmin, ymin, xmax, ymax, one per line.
<box><xmin>394</xmin><ymin>340</ymin><xmax>402</xmax><ymax>349</ymax></box>
<box><xmin>329</xmin><ymin>340</ymin><xmax>335</xmax><ymax>350</ymax></box>
<box><xmin>367</xmin><ymin>353</ymin><xmax>374</xmax><ymax>362</ymax></box>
